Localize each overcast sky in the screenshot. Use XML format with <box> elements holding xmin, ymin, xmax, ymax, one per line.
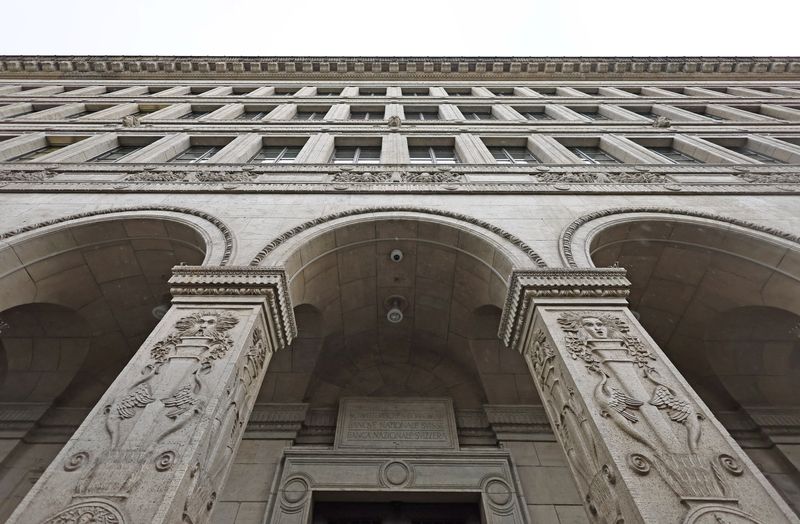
<box><xmin>2</xmin><ymin>0</ymin><xmax>798</xmax><ymax>56</ymax></box>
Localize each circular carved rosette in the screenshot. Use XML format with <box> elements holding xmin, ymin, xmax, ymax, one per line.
<box><xmin>281</xmin><ymin>476</ymin><xmax>311</xmax><ymax>508</ymax></box>
<box><xmin>380</xmin><ymin>461</ymin><xmax>411</xmax><ymax>488</ymax></box>
<box><xmin>155</xmin><ymin>450</ymin><xmax>177</xmax><ymax>472</ymax></box>
<box><xmin>63</xmin><ymin>451</ymin><xmax>90</xmax><ymax>472</ymax></box>
<box><xmin>482</xmin><ymin>477</ymin><xmax>514</xmax><ymax>514</ymax></box>
<box><xmin>717</xmin><ymin>454</ymin><xmax>745</xmax><ymax>476</ymax></box>
<box><xmin>627</xmin><ymin>453</ymin><xmax>652</xmax><ymax>475</ymax></box>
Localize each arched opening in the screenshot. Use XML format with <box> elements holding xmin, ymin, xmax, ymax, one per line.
<box><xmin>259</xmin><ymin>215</ymin><xmax>539</xmax><ymax>411</ymax></box>
<box><xmin>589</xmin><ymin>216</ymin><xmax>800</xmax><ymax>511</ymax></box>
<box><xmin>0</xmin><ymin>215</ymin><xmax>208</xmax><ymax>520</ymax></box>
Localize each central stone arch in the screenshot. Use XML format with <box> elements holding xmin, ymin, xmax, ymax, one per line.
<box><xmin>248</xmin><ymin>208</ymin><xmax>546</xmax><ymax>523</ymax></box>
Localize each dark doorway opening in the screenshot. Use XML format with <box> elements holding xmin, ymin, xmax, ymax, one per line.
<box><xmin>312</xmin><ymin>501</ymin><xmax>482</xmax><ymax>524</ymax></box>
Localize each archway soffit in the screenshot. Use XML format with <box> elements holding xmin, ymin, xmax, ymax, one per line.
<box><xmin>560</xmin><ymin>207</ymin><xmax>800</xmax><ymax>268</ymax></box>
<box><xmin>249</xmin><ymin>206</ymin><xmax>546</xmax><ymax>268</ymax></box>
<box><xmin>0</xmin><ymin>205</ymin><xmax>234</xmax><ymax>265</ymax></box>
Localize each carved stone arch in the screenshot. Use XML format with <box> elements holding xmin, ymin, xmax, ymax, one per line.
<box><xmin>559</xmin><ymin>206</ymin><xmax>800</xmax><ymax>269</ymax></box>
<box><xmin>0</xmin><ymin>205</ymin><xmax>234</xmax><ymax>266</ymax></box>
<box><xmin>248</xmin><ymin>206</ymin><xmax>546</xmax><ymax>268</ymax></box>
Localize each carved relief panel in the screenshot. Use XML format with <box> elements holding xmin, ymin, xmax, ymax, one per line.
<box><xmin>524</xmin><ymin>306</ymin><xmax>799</xmax><ymax>524</ymax></box>
<box><xmin>9</xmin><ymin>288</ymin><xmax>284</xmax><ymax>524</ymax></box>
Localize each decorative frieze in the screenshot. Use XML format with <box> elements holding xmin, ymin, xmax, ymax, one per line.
<box><xmin>2</xmin><ymin>56</ymin><xmax>798</xmax><ymax>79</ymax></box>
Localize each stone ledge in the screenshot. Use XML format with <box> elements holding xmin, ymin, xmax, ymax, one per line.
<box><xmin>2</xmin><ymin>56</ymin><xmax>799</xmax><ymax>79</ymax></box>
<box><xmin>499</xmin><ymin>268</ymin><xmax>631</xmax><ymax>351</ymax></box>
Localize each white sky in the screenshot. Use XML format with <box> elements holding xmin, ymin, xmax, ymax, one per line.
<box><xmin>1</xmin><ymin>0</ymin><xmax>798</xmax><ymax>56</ymax></box>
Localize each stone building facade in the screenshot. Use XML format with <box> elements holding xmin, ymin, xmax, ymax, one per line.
<box><xmin>0</xmin><ymin>56</ymin><xmax>799</xmax><ymax>524</ymax></box>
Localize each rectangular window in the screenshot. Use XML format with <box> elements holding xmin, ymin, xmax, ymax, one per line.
<box><xmin>64</xmin><ymin>111</ymin><xmax>90</xmax><ymax>120</ymax></box>
<box><xmin>359</xmin><ymin>88</ymin><xmax>386</xmax><ymax>96</ymax></box>
<box><xmin>408</xmin><ymin>146</ymin><xmax>458</xmax><ymax>164</ymax></box>
<box><xmin>445</xmin><ymin>88</ymin><xmax>472</xmax><ymax>96</ymax></box>
<box><xmin>490</xmin><ymin>146</ymin><xmax>539</xmax><ymax>164</ymax></box>
<box><xmin>402</xmin><ymin>88</ymin><xmax>429</xmax><ymax>96</ymax></box>
<box><xmin>568</xmin><ymin>146</ymin><xmax>621</xmax><ymax>164</ymax></box>
<box><xmin>490</xmin><ymin>88</ymin><xmax>515</xmax><ymax>96</ymax></box>
<box><xmin>178</xmin><ymin>110</ymin><xmax>212</xmax><ymax>120</ymax></box>
<box><xmin>574</xmin><ymin>110</ymin><xmax>609</xmax><ymax>121</ymax></box>
<box><xmin>249</xmin><ymin>146</ymin><xmax>301</xmax><ymax>164</ymax></box>
<box><xmin>349</xmin><ymin>111</ymin><xmax>383</xmax><ymax>120</ymax></box>
<box><xmin>7</xmin><ymin>145</ymin><xmax>63</xmax><ymax>161</ymax></box>
<box><xmin>462</xmin><ymin>111</ymin><xmax>495</xmax><ymax>120</ymax></box>
<box><xmin>89</xmin><ymin>145</ymin><xmax>140</xmax><ymax>163</ymax></box>
<box><xmin>404</xmin><ymin>111</ymin><xmax>439</xmax><ymax>120</ymax></box>
<box><xmin>236</xmin><ymin>111</ymin><xmax>270</xmax><ymax>121</ymax></box>
<box><xmin>650</xmin><ymin>147</ymin><xmax>701</xmax><ymax>164</ymax></box>
<box><xmin>316</xmin><ymin>88</ymin><xmax>341</xmax><ymax>96</ymax></box>
<box><xmin>170</xmin><ymin>145</ymin><xmax>220</xmax><ymax>163</ymax></box>
<box><xmin>294</xmin><ymin>111</ymin><xmax>325</xmax><ymax>121</ymax></box>
<box><xmin>519</xmin><ymin>110</ymin><xmax>553</xmax><ymax>121</ymax></box>
<box><xmin>726</xmin><ymin>146</ymin><xmax>785</xmax><ymax>164</ymax></box>
<box><xmin>331</xmin><ymin>146</ymin><xmax>381</xmax><ymax>164</ymax></box>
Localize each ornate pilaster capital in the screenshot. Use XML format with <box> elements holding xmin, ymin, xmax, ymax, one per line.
<box><xmin>168</xmin><ymin>265</ymin><xmax>296</xmax><ymax>350</ymax></box>
<box><xmin>499</xmin><ymin>268</ymin><xmax>630</xmax><ymax>351</ymax></box>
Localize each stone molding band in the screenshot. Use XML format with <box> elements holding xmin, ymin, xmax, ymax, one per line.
<box><xmin>498</xmin><ymin>268</ymin><xmax>631</xmax><ymax>350</ymax></box>
<box><xmin>169</xmin><ymin>265</ymin><xmax>296</xmax><ymax>349</ymax></box>
<box><xmin>0</xmin><ymin>205</ymin><xmax>234</xmax><ymax>265</ymax></box>
<box><xmin>248</xmin><ymin>205</ymin><xmax>547</xmax><ymax>268</ymax></box>
<box><xmin>1</xmin><ymin>56</ymin><xmax>799</xmax><ymax>79</ymax></box>
<box><xmin>559</xmin><ymin>206</ymin><xmax>800</xmax><ymax>268</ymax></box>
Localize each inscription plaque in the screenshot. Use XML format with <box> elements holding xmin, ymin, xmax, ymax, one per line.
<box><xmin>334</xmin><ymin>397</ymin><xmax>459</xmax><ymax>450</ymax></box>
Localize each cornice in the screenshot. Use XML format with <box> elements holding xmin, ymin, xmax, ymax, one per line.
<box><xmin>169</xmin><ymin>265</ymin><xmax>296</xmax><ymax>348</ymax></box>
<box><xmin>498</xmin><ymin>268</ymin><xmax>631</xmax><ymax>351</ymax></box>
<box><xmin>1</xmin><ymin>56</ymin><xmax>799</xmax><ymax>80</ymax></box>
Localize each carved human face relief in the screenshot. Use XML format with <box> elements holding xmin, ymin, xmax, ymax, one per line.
<box><xmin>196</xmin><ymin>315</ymin><xmax>218</xmax><ymax>336</ymax></box>
<box><xmin>581</xmin><ymin>317</ymin><xmax>608</xmax><ymax>339</ymax></box>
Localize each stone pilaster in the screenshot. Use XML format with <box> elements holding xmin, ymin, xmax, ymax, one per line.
<box><xmin>20</xmin><ymin>103</ymin><xmax>85</xmax><ymax>120</ymax></box>
<box><xmin>247</xmin><ymin>86</ymin><xmax>275</xmax><ymax>97</ymax></box>
<box><xmin>83</xmin><ymin>103</ymin><xmax>139</xmax><ymax>120</ymax></box>
<box><xmin>265</xmin><ymin>104</ymin><xmax>296</xmax><ymax>120</ymax></box>
<box><xmin>381</xmin><ymin>134</ymin><xmax>409</xmax><ymax>163</ymax></box>
<box><xmin>201</xmin><ymin>104</ymin><xmax>243</xmax><ymax>121</ymax></box>
<box><xmin>121</xmin><ymin>133</ymin><xmax>191</xmax><ymax>163</ymax></box>
<box><xmin>0</xmin><ymin>132</ymin><xmax>47</xmax><ymax>161</ymax></box>
<box><xmin>54</xmin><ymin>86</ymin><xmax>106</xmax><ymax>97</ymax></box>
<box><xmin>500</xmin><ymin>269</ymin><xmax>799</xmax><ymax>524</ymax></box>
<box><xmin>295</xmin><ymin>133</ymin><xmax>334</xmax><ymax>163</ymax></box>
<box><xmin>324</xmin><ymin>104</ymin><xmax>350</xmax><ymax>121</ymax></box>
<box><xmin>198</xmin><ymin>86</ymin><xmax>233</xmax><ymax>97</ymax></box>
<box><xmin>37</xmin><ymin>133</ymin><xmax>118</xmax><ymax>163</ymax></box>
<box><xmin>140</xmin><ymin>103</ymin><xmax>192</xmax><ymax>121</ymax></box>
<box><xmin>455</xmin><ymin>133</ymin><xmax>494</xmax><ymax>163</ymax></box>
<box><xmin>0</xmin><ymin>102</ymin><xmax>32</xmax><ymax>118</ymax></box>
<box><xmin>210</xmin><ymin>133</ymin><xmax>262</xmax><ymax>163</ymax></box>
<box><xmin>105</xmin><ymin>86</ymin><xmax>149</xmax><ymax>96</ymax></box>
<box><xmin>8</xmin><ymin>266</ymin><xmax>295</xmax><ymax>524</ymax></box>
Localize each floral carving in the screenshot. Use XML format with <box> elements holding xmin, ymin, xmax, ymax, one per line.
<box><xmin>0</xmin><ymin>169</ymin><xmax>57</xmax><ymax>181</ymax></box>
<box><xmin>125</xmin><ymin>171</ymin><xmax>186</xmax><ymax>182</ymax></box>
<box><xmin>537</xmin><ymin>172</ymin><xmax>600</xmax><ymax>183</ymax></box>
<box><xmin>42</xmin><ymin>501</ymin><xmax>123</xmax><ymax>524</ymax></box>
<box><xmin>192</xmin><ymin>170</ymin><xmax>256</xmax><ymax>182</ymax></box>
<box><xmin>402</xmin><ymin>171</ymin><xmax>462</xmax><ymax>183</ymax></box>
<box><xmin>331</xmin><ymin>171</ymin><xmax>392</xmax><ymax>183</ymax></box>
<box><xmin>554</xmin><ymin>311</ymin><xmax>733</xmax><ymax>505</ymax></box>
<box><xmin>738</xmin><ymin>172</ymin><xmax>800</xmax><ymax>184</ymax></box>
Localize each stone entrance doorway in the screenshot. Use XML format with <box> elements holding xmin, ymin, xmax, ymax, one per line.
<box><xmin>312</xmin><ymin>501</ymin><xmax>481</xmax><ymax>524</ymax></box>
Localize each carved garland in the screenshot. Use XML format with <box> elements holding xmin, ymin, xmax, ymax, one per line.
<box><xmin>0</xmin><ymin>205</ymin><xmax>234</xmax><ymax>265</ymax></box>
<box><xmin>560</xmin><ymin>206</ymin><xmax>800</xmax><ymax>268</ymax></box>
<box><xmin>249</xmin><ymin>206</ymin><xmax>546</xmax><ymax>267</ymax></box>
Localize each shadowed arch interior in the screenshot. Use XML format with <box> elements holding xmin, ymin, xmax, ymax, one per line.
<box><xmin>258</xmin><ymin>217</ymin><xmax>540</xmax><ymax>410</ymax></box>
<box><xmin>589</xmin><ymin>217</ymin><xmax>800</xmax><ymax>511</ymax></box>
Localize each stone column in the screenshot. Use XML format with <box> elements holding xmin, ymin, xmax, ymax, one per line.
<box><xmin>8</xmin><ymin>266</ymin><xmax>295</xmax><ymax>524</ymax></box>
<box><xmin>381</xmin><ymin>134</ymin><xmax>408</xmax><ymax>164</ymax></box>
<box><xmin>210</xmin><ymin>133</ymin><xmax>262</xmax><ymax>164</ymax></box>
<box><xmin>0</xmin><ymin>102</ymin><xmax>32</xmax><ymax>118</ymax></box>
<box><xmin>455</xmin><ymin>134</ymin><xmax>494</xmax><ymax>163</ymax></box>
<box><xmin>83</xmin><ymin>103</ymin><xmax>139</xmax><ymax>120</ymax></box>
<box><xmin>500</xmin><ymin>269</ymin><xmax>799</xmax><ymax>524</ymax></box>
<box><xmin>54</xmin><ymin>86</ymin><xmax>107</xmax><ymax>97</ymax></box>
